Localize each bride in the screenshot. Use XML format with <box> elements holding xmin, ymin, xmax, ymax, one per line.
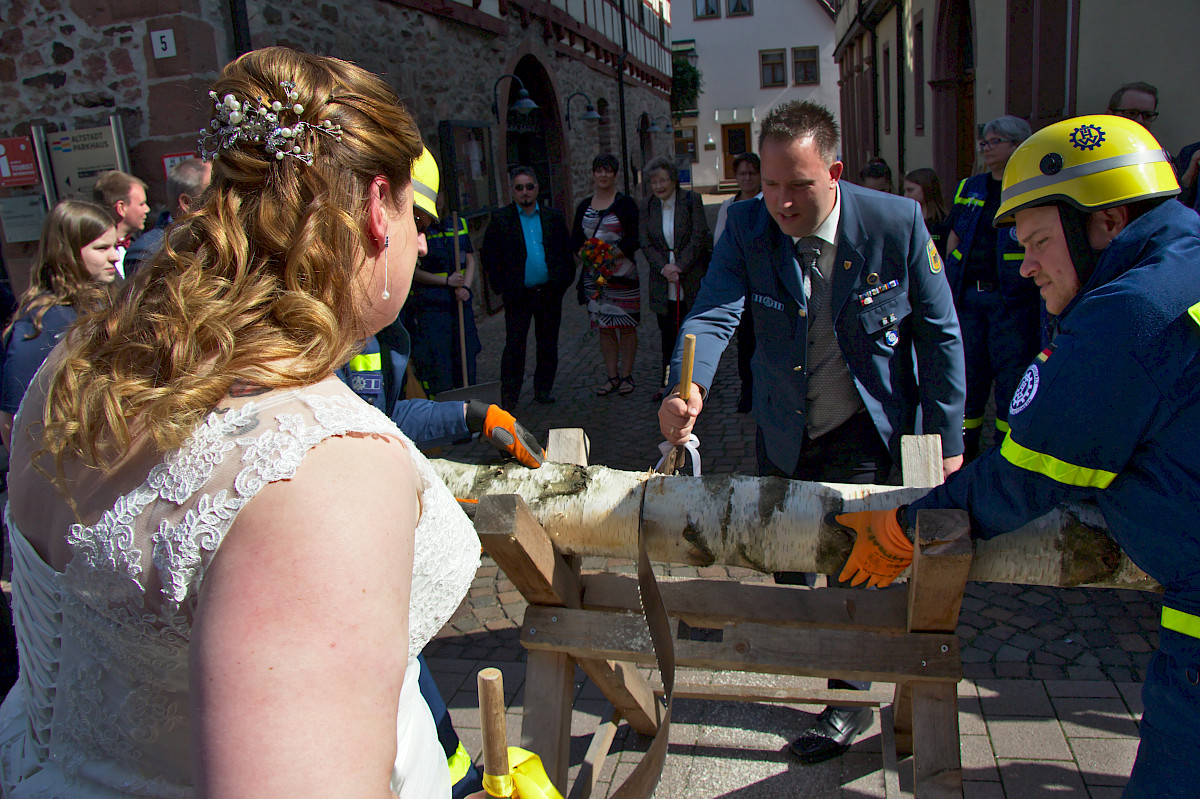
<box><xmin>0</xmin><ymin>47</ymin><xmax>479</xmax><ymax>798</ymax></box>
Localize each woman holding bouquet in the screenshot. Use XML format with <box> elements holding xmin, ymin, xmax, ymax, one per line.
<box><xmin>572</xmin><ymin>154</ymin><xmax>641</xmax><ymax>396</ymax></box>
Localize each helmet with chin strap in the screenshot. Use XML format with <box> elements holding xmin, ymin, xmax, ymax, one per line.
<box><xmin>994</xmin><ymin>115</ymin><xmax>1179</xmax><ymax>286</ymax></box>
<box><xmin>411</xmin><ymin>146</ymin><xmax>440</xmax><ymax>223</ymax></box>
<box><xmin>994</xmin><ymin>114</ymin><xmax>1178</xmax><ymax>225</ymax></box>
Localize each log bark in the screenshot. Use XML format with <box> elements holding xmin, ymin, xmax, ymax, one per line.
<box><xmin>430</xmin><ymin>460</ymin><xmax>1158</xmax><ymax>591</ymax></box>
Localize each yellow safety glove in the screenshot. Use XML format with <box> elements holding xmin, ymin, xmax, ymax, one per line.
<box><xmin>466</xmin><ymin>400</ymin><xmax>545</xmax><ymax>468</ymax></box>
<box><xmin>831</xmin><ymin>508</ymin><xmax>913</xmax><ymax>588</ymax></box>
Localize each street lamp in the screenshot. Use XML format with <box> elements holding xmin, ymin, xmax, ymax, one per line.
<box><xmin>491</xmin><ymin>74</ymin><xmax>540</xmax><ymax>122</ymax></box>
<box><xmin>565</xmin><ymin>91</ymin><xmax>601</xmax><ymax>130</ymax></box>
<box><xmin>647</xmin><ymin>115</ymin><xmax>674</xmax><ymax>134</ymax></box>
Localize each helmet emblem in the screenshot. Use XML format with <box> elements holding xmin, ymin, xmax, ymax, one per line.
<box><xmin>1069</xmin><ymin>124</ymin><xmax>1106</xmax><ymax>151</ymax></box>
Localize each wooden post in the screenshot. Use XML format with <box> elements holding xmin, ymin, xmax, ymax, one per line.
<box><xmin>478</xmin><ymin>668</ymin><xmax>511</xmax><ymax>782</ymax></box>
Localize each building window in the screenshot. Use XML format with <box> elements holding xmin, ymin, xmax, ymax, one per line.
<box><xmin>675</xmin><ymin>126</ymin><xmax>698</xmax><ymax>163</ymax></box>
<box><xmin>695</xmin><ymin>0</ymin><xmax>719</xmax><ymax>19</ymax></box>
<box><xmin>727</xmin><ymin>0</ymin><xmax>752</xmax><ymax>16</ymax></box>
<box><xmin>913</xmin><ymin>14</ymin><xmax>925</xmax><ymax>132</ymax></box>
<box><xmin>882</xmin><ymin>43</ymin><xmax>891</xmax><ymax>134</ymax></box>
<box><xmin>792</xmin><ymin>46</ymin><xmax>819</xmax><ymax>85</ymax></box>
<box><xmin>760</xmin><ymin>49</ymin><xmax>786</xmax><ymax>88</ymax></box>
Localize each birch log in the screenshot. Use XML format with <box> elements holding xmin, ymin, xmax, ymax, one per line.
<box><xmin>431</xmin><ymin>460</ymin><xmax>1158</xmax><ymax>591</ymax></box>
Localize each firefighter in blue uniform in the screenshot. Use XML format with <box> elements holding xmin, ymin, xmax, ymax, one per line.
<box><xmin>833</xmin><ymin>115</ymin><xmax>1200</xmax><ymax>798</ymax></box>
<box><xmin>404</xmin><ymin>196</ymin><xmax>481</xmax><ymax>395</ymax></box>
<box><xmin>338</xmin><ymin>148</ymin><xmax>543</xmax><ymax>799</ymax></box>
<box><xmin>944</xmin><ymin>115</ymin><xmax>1042</xmax><ymax>459</ymax></box>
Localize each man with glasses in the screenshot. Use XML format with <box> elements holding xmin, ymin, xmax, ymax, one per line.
<box><xmin>944</xmin><ymin>115</ymin><xmax>1042</xmax><ymax>460</ymax></box>
<box><xmin>481</xmin><ymin>167</ymin><xmax>576</xmax><ymax>407</ymax></box>
<box><xmin>1107</xmin><ymin>81</ymin><xmax>1160</xmax><ymax>129</ymax></box>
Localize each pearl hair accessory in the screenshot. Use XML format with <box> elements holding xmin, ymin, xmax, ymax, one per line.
<box><xmin>198</xmin><ymin>81</ymin><xmax>342</xmax><ymax>164</ymax></box>
<box><xmin>382</xmin><ymin>234</ymin><xmax>390</xmax><ymax>300</ymax></box>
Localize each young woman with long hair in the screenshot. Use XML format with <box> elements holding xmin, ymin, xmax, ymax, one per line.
<box><xmin>0</xmin><ymin>199</ymin><xmax>118</xmax><ymax>449</ymax></box>
<box><xmin>0</xmin><ymin>47</ymin><xmax>480</xmax><ymax>798</ymax></box>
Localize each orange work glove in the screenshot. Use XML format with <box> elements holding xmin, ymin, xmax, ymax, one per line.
<box><xmin>831</xmin><ymin>508</ymin><xmax>913</xmax><ymax>588</ymax></box>
<box><xmin>466</xmin><ymin>400</ymin><xmax>545</xmax><ymax>468</ymax></box>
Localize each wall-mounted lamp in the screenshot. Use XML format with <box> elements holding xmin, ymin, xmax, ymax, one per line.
<box><xmin>706</xmin><ymin>133</ymin><xmax>716</xmax><ymax>145</ymax></box>
<box><xmin>647</xmin><ymin>115</ymin><xmax>674</xmax><ymax>134</ymax></box>
<box><xmin>565</xmin><ymin>91</ymin><xmax>601</xmax><ymax>130</ymax></box>
<box><xmin>491</xmin><ymin>74</ymin><xmax>540</xmax><ymax>122</ymax></box>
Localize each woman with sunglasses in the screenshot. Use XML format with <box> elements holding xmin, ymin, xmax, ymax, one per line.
<box><xmin>943</xmin><ymin>115</ymin><xmax>1042</xmax><ymax>460</ymax></box>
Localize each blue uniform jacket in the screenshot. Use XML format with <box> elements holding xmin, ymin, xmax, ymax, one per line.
<box><xmin>671</xmin><ymin>182</ymin><xmax>966</xmax><ymax>473</ymax></box>
<box><xmin>946</xmin><ymin>174</ymin><xmax>1033</xmax><ymax>300</ymax></box>
<box><xmin>335</xmin><ymin>321</ymin><xmax>469</xmax><ymax>449</ymax></box>
<box><xmin>910</xmin><ymin>199</ymin><xmax>1200</xmax><ymax>655</ymax></box>
<box><xmin>1</xmin><ymin>305</ymin><xmax>77</xmax><ymax>414</ymax></box>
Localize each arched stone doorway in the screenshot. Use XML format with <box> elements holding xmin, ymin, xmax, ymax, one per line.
<box><xmin>503</xmin><ymin>55</ymin><xmax>568</xmax><ymax>213</ymax></box>
<box><xmin>931</xmin><ymin>0</ymin><xmax>975</xmax><ymax>203</ymax></box>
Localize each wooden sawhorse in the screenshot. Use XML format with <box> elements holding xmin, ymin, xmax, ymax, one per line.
<box><xmin>474</xmin><ymin>432</ymin><xmax>972</xmax><ymax>798</ymax></box>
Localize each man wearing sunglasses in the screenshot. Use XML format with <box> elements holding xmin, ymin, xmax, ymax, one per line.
<box><xmin>1107</xmin><ymin>81</ymin><xmax>1160</xmax><ymax>129</ymax></box>
<box><xmin>481</xmin><ymin>167</ymin><xmax>576</xmax><ymax>407</ymax></box>
<box><xmin>943</xmin><ymin>115</ymin><xmax>1043</xmax><ymax>461</ymax></box>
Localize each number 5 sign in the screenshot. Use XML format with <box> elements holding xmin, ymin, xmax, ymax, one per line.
<box><xmin>150</xmin><ymin>29</ymin><xmax>177</xmax><ymax>59</ymax></box>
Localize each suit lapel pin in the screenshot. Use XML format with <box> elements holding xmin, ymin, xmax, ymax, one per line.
<box><xmin>867</xmin><ymin>272</ymin><xmax>880</xmax><ymax>285</ymax></box>
<box><xmin>843</xmin><ymin>260</ymin><xmax>852</xmax><ymax>271</ymax></box>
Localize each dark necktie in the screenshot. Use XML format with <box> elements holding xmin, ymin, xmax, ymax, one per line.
<box><xmin>796</xmin><ymin>237</ymin><xmax>823</xmax><ymax>302</ymax></box>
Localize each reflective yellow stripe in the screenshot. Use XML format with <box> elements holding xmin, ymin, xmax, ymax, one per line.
<box><xmin>995</xmin><ymin>418</ymin><xmax>1010</xmax><ymax>434</ymax></box>
<box><xmin>955</xmin><ymin>196</ymin><xmax>985</xmax><ymax>207</ymax></box>
<box><xmin>1000</xmin><ymin>435</ymin><xmax>1117</xmax><ymax>488</ymax></box>
<box><xmin>963</xmin><ymin>417</ymin><xmax>984</xmax><ymax>430</ymax></box>
<box><xmin>447</xmin><ymin>741</ymin><xmax>473</xmax><ymax>785</ymax></box>
<box><xmin>1163</xmin><ymin>607</ymin><xmax>1200</xmax><ymax>639</ymax></box>
<box><xmin>1003</xmin><ymin>252</ymin><xmax>1024</xmax><ymax>261</ymax></box>
<box><xmin>348</xmin><ymin>352</ymin><xmax>382</xmax><ymax>372</ymax></box>
<box><xmin>1189</xmin><ymin>300</ymin><xmax>1200</xmax><ymax>329</ymax></box>
<box><xmin>950</xmin><ymin>248</ymin><xmax>963</xmax><ymax>262</ymax></box>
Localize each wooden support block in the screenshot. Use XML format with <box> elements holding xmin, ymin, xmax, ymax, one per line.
<box><xmin>476</xmin><ymin>494</ymin><xmax>582</xmax><ymax>609</ymax></box>
<box><xmin>522</xmin><ymin>606</ymin><xmax>960</xmax><ymax>682</ymax></box>
<box><xmin>582</xmin><ymin>574</ymin><xmax>909</xmax><ymax>631</ymax></box>
<box><xmin>911</xmin><ymin>681</ymin><xmax>962</xmax><ymax>798</ymax></box>
<box><xmin>547</xmin><ymin>428</ymin><xmax>590</xmax><ymax>467</ymax></box>
<box><xmin>901</xmin><ymin>434</ymin><xmax>944</xmax><ymax>489</ymax></box>
<box><xmin>522</xmin><ymin>650</ymin><xmax>575</xmax><ymax>791</ymax></box>
<box><xmin>909</xmin><ymin>509</ymin><xmax>974</xmax><ymax>633</ymax></box>
<box><xmin>476</xmin><ymin>494</ymin><xmax>661</xmax><ymax>735</ymax></box>
<box><xmin>666</xmin><ymin>683</ymin><xmax>891</xmax><ymax>707</ymax></box>
<box><xmin>892</xmin><ymin>682</ymin><xmax>915</xmax><ymax>757</ymax></box>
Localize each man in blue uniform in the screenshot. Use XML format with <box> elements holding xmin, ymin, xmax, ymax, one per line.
<box><xmin>658</xmin><ymin>100</ymin><xmax>965</xmax><ymax>764</ymax></box>
<box><xmin>834</xmin><ymin>115</ymin><xmax>1200</xmax><ymax>798</ymax></box>
<box><xmin>944</xmin><ymin>116</ymin><xmax>1042</xmax><ymax>458</ymax></box>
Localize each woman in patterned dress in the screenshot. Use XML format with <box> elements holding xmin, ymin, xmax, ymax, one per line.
<box><xmin>572</xmin><ymin>154</ymin><xmax>641</xmax><ymax>396</ymax></box>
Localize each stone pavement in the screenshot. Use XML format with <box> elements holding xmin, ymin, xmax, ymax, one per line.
<box><xmin>422</xmin><ymin>201</ymin><xmax>1158</xmax><ymax>797</ymax></box>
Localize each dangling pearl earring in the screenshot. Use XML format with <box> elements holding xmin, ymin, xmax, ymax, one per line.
<box><xmin>381</xmin><ymin>234</ymin><xmax>390</xmax><ymax>300</ymax></box>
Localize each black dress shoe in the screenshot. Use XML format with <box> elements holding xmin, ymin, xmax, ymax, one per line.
<box><xmin>534</xmin><ymin>393</ymin><xmax>556</xmax><ymax>404</ymax></box>
<box><xmin>788</xmin><ymin>705</ymin><xmax>873</xmax><ymax>764</ymax></box>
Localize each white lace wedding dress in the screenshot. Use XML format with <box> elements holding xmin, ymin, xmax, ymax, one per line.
<box><xmin>0</xmin><ymin>380</ymin><xmax>480</xmax><ymax>798</ymax></box>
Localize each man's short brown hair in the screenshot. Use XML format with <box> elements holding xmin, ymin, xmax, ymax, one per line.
<box><xmin>758</xmin><ymin>101</ymin><xmax>840</xmax><ymax>166</ymax></box>
<box><xmin>92</xmin><ymin>170</ymin><xmax>148</xmax><ymax>218</ymax></box>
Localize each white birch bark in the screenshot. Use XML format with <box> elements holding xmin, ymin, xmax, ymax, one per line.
<box><xmin>431</xmin><ymin>460</ymin><xmax>1158</xmax><ymax>591</ymax></box>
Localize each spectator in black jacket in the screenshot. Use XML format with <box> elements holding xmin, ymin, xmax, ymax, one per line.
<box><xmin>481</xmin><ymin>167</ymin><xmax>575</xmax><ymax>407</ymax></box>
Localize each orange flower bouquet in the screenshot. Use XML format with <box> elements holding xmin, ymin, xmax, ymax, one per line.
<box><xmin>580</xmin><ymin>237</ymin><xmax>616</xmax><ymax>294</ymax></box>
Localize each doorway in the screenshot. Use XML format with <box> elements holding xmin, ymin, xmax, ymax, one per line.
<box><xmin>722</xmin><ymin>123</ymin><xmax>752</xmax><ymax>179</ymax></box>
<box><xmin>931</xmin><ymin>0</ymin><xmax>975</xmax><ymax>200</ymax></box>
<box><xmin>503</xmin><ymin>55</ymin><xmax>567</xmax><ymax>213</ymax></box>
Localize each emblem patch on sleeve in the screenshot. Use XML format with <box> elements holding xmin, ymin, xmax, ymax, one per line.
<box><xmin>1009</xmin><ymin>364</ymin><xmax>1040</xmax><ymax>416</ymax></box>
<box><xmin>926</xmin><ymin>239</ymin><xmax>943</xmax><ymax>274</ymax></box>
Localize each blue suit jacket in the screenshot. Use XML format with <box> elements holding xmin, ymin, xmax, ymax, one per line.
<box><xmin>671</xmin><ymin>182</ymin><xmax>966</xmax><ymax>473</ymax></box>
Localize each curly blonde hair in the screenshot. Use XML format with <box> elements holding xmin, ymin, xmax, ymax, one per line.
<box><xmin>38</xmin><ymin>47</ymin><xmax>424</xmax><ymax>479</ymax></box>
<box><xmin>6</xmin><ymin>200</ymin><xmax>114</xmax><ymax>341</ymax></box>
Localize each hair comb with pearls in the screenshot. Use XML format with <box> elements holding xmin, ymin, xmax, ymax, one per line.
<box><xmin>198</xmin><ymin>81</ymin><xmax>342</xmax><ymax>165</ymax></box>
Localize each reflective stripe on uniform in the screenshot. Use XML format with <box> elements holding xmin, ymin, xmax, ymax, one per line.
<box><xmin>1003</xmin><ymin>252</ymin><xmax>1024</xmax><ymax>261</ymax></box>
<box><xmin>1162</xmin><ymin>606</ymin><xmax>1200</xmax><ymax>639</ymax></box>
<box><xmin>1000</xmin><ymin>435</ymin><xmax>1117</xmax><ymax>489</ymax></box>
<box><xmin>447</xmin><ymin>741</ymin><xmax>473</xmax><ymax>785</ymax></box>
<box><xmin>963</xmin><ymin>417</ymin><xmax>984</xmax><ymax>430</ymax></box>
<box><xmin>1189</xmin><ymin>300</ymin><xmax>1200</xmax><ymax>329</ymax></box>
<box><xmin>428</xmin><ymin>220</ymin><xmax>469</xmax><ymax>239</ymax></box>
<box><xmin>995</xmin><ymin>418</ymin><xmax>1010</xmax><ymax>434</ymax></box>
<box><xmin>950</xmin><ymin>248</ymin><xmax>964</xmax><ymax>262</ymax></box>
<box><xmin>348</xmin><ymin>352</ymin><xmax>382</xmax><ymax>372</ymax></box>
<box><xmin>955</xmin><ymin>195</ymin><xmax>985</xmax><ymax>208</ymax></box>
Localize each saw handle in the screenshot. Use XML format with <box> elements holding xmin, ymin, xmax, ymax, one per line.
<box><xmin>678</xmin><ymin>334</ymin><xmax>695</xmax><ymax>402</ymax></box>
